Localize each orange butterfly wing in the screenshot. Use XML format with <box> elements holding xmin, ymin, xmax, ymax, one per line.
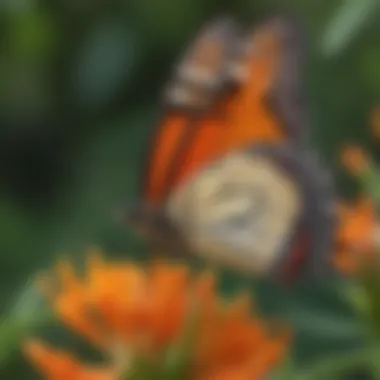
<box><xmin>224</xmin><ymin>25</ymin><xmax>286</xmax><ymax>149</ymax></box>
<box><xmin>144</xmin><ymin>20</ymin><xmax>291</xmax><ymax>206</ymax></box>
<box><xmin>144</xmin><ymin>109</ymin><xmax>228</xmax><ymax>205</ymax></box>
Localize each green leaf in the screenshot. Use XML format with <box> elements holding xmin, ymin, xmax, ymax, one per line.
<box><xmin>269</xmin><ymin>356</ymin><xmax>297</xmax><ymax>380</ymax></box>
<box><xmin>300</xmin><ymin>345</ymin><xmax>380</xmax><ymax>380</ymax></box>
<box><xmin>162</xmin><ymin>300</ymin><xmax>200</xmax><ymax>379</ymax></box>
<box><xmin>360</xmin><ymin>48</ymin><xmax>380</xmax><ymax>92</ymax></box>
<box><xmin>360</xmin><ymin>165</ymin><xmax>380</xmax><ymax>208</ymax></box>
<box><xmin>127</xmin><ymin>356</ymin><xmax>162</xmax><ymax>380</ymax></box>
<box><xmin>0</xmin><ymin>309</ymin><xmax>52</xmax><ymax>365</ymax></box>
<box><xmin>9</xmin><ymin>281</ymin><xmax>43</xmax><ymax>319</ymax></box>
<box><xmin>344</xmin><ymin>281</ymin><xmax>372</xmax><ymax>321</ymax></box>
<box><xmin>0</xmin><ymin>199</ymin><xmax>46</xmax><ymax>305</ymax></box>
<box><xmin>321</xmin><ymin>0</ymin><xmax>379</xmax><ymax>57</ymax></box>
<box><xmin>284</xmin><ymin>309</ymin><xmax>366</xmax><ymax>342</ymax></box>
<box><xmin>0</xmin><ymin>278</ymin><xmax>52</xmax><ymax>365</ymax></box>
<box><xmin>356</xmin><ymin>267</ymin><xmax>380</xmax><ymax>339</ymax></box>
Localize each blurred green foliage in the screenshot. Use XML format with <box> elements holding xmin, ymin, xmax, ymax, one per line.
<box><xmin>1</xmin><ymin>0</ymin><xmax>380</xmax><ymax>378</ymax></box>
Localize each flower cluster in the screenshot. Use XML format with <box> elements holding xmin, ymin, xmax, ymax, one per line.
<box><xmin>335</xmin><ymin>106</ymin><xmax>380</xmax><ymax>274</ymax></box>
<box><xmin>23</xmin><ymin>249</ymin><xmax>290</xmax><ymax>380</ymax></box>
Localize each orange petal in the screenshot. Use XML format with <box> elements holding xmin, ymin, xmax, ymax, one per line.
<box><xmin>337</xmin><ymin>198</ymin><xmax>376</xmax><ymax>252</ymax></box>
<box><xmin>198</xmin><ymin>365</ymin><xmax>254</xmax><ymax>380</ymax></box>
<box><xmin>146</xmin><ymin>263</ymin><xmax>190</xmax><ymax>347</ymax></box>
<box><xmin>87</xmin><ymin>261</ymin><xmax>147</xmax><ymax>343</ymax></box>
<box><xmin>23</xmin><ymin>339</ymin><xmax>115</xmax><ymax>380</ymax></box>
<box><xmin>246</xmin><ymin>337</ymin><xmax>289</xmax><ymax>379</ymax></box>
<box><xmin>334</xmin><ymin>250</ymin><xmax>358</xmax><ymax>275</ymax></box>
<box><xmin>55</xmin><ymin>260</ymin><xmax>82</xmax><ymax>293</ymax></box>
<box><xmin>196</xmin><ymin>292</ymin><xmax>269</xmax><ymax>373</ymax></box>
<box><xmin>340</xmin><ymin>145</ymin><xmax>370</xmax><ymax>175</ymax></box>
<box><xmin>194</xmin><ymin>271</ymin><xmax>217</xmax><ymax>328</ymax></box>
<box><xmin>54</xmin><ymin>292</ymin><xmax>105</xmax><ymax>346</ymax></box>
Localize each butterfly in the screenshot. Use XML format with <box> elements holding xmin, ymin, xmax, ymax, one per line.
<box><xmin>125</xmin><ymin>15</ymin><xmax>336</xmax><ymax>282</ymax></box>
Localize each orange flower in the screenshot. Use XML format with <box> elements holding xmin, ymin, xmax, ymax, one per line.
<box><xmin>335</xmin><ymin>198</ymin><xmax>379</xmax><ymax>274</ymax></box>
<box><xmin>23</xmin><ymin>250</ymin><xmax>290</xmax><ymax>380</ymax></box>
<box><xmin>340</xmin><ymin>145</ymin><xmax>371</xmax><ymax>176</ymax></box>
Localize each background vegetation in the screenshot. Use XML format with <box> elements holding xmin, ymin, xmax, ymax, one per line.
<box><xmin>1</xmin><ymin>0</ymin><xmax>380</xmax><ymax>378</ymax></box>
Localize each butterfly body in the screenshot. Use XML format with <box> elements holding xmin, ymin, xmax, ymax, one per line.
<box><xmin>125</xmin><ymin>15</ymin><xmax>336</xmax><ymax>282</ymax></box>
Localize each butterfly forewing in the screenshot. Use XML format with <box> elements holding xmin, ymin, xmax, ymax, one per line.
<box><xmin>163</xmin><ymin>16</ymin><xmax>240</xmax><ymax>112</ymax></box>
<box><xmin>143</xmin><ymin>16</ymin><xmax>292</xmax><ymax>206</ymax></box>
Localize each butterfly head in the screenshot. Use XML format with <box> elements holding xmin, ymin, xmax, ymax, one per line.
<box><xmin>122</xmin><ymin>202</ymin><xmax>187</xmax><ymax>254</ymax></box>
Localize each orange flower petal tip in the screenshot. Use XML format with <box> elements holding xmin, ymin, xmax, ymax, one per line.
<box><xmin>335</xmin><ymin>197</ymin><xmax>379</xmax><ymax>275</ymax></box>
<box><xmin>340</xmin><ymin>145</ymin><xmax>370</xmax><ymax>175</ymax></box>
<box><xmin>337</xmin><ymin>197</ymin><xmax>376</xmax><ymax>249</ymax></box>
<box><xmin>333</xmin><ymin>251</ymin><xmax>357</xmax><ymax>275</ymax></box>
<box><xmin>24</xmin><ymin>256</ymin><xmax>291</xmax><ymax>380</ymax></box>
<box><xmin>55</xmin><ymin>260</ymin><xmax>82</xmax><ymax>290</ymax></box>
<box><xmin>23</xmin><ymin>339</ymin><xmax>115</xmax><ymax>380</ymax></box>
